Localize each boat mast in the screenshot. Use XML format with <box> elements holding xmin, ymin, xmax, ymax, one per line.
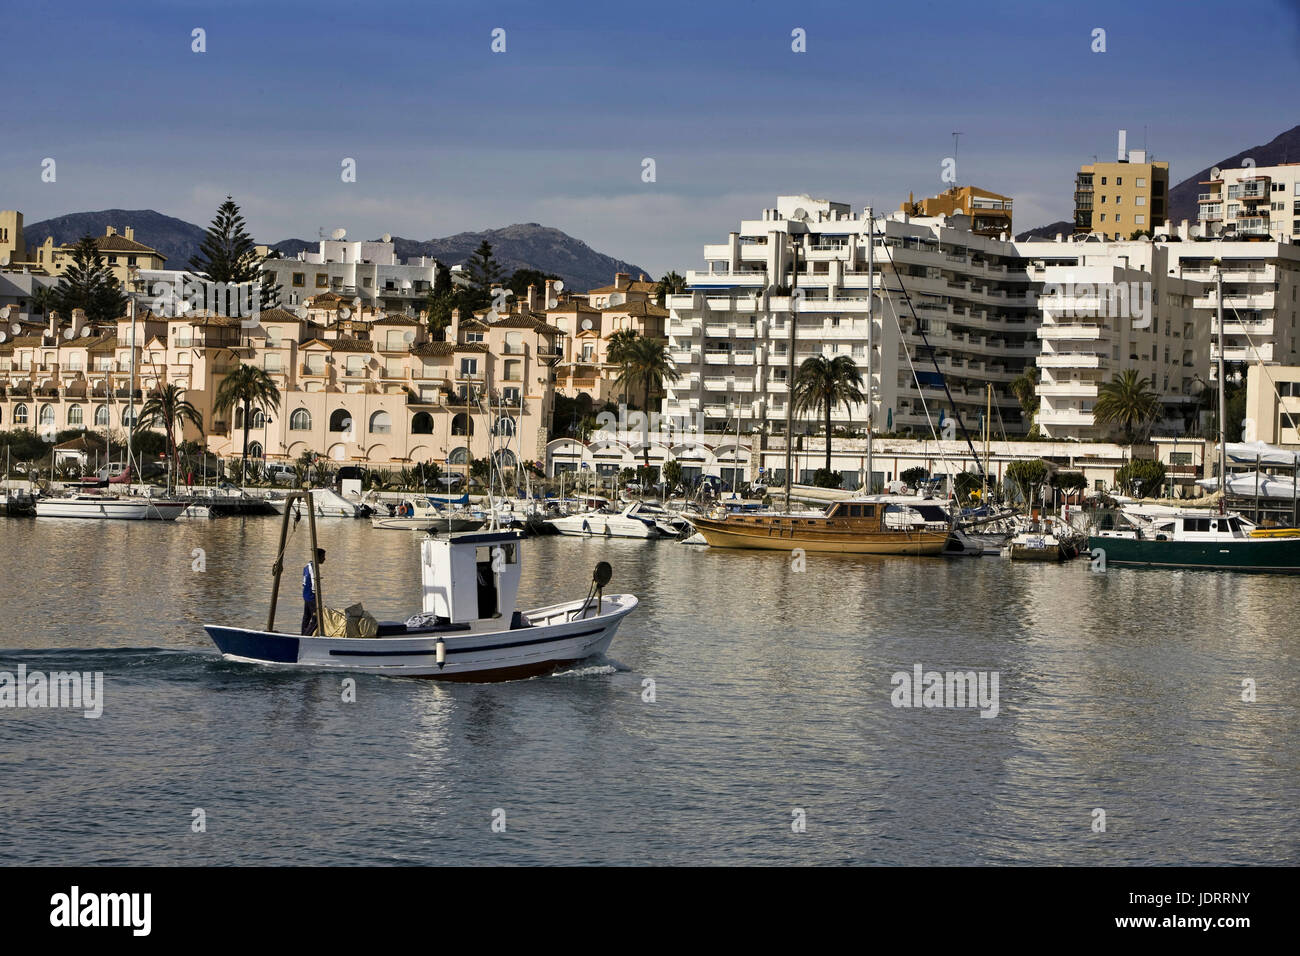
<box><xmin>983</xmin><ymin>383</ymin><xmax>991</xmax><ymax>502</ymax></box>
<box><xmin>865</xmin><ymin>206</ymin><xmax>874</xmax><ymax>495</ymax></box>
<box><xmin>1217</xmin><ymin>268</ymin><xmax>1227</xmax><ymax>515</ymax></box>
<box><xmin>128</xmin><ymin>296</ymin><xmax>138</xmax><ymax>486</ymax></box>
<box><xmin>782</xmin><ymin>232</ymin><xmax>800</xmax><ymax>513</ymax></box>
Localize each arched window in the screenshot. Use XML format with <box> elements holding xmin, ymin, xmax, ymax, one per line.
<box><xmin>451</xmin><ymin>413</ymin><xmax>473</xmax><ymax>436</ymax></box>
<box><xmin>68</xmin><ymin>404</ymin><xmax>84</xmax><ymax>426</ymax></box>
<box><xmin>329</xmin><ymin>409</ymin><xmax>352</xmax><ymax>432</ymax></box>
<box><xmin>494</xmin><ymin>449</ymin><xmax>517</xmax><ymax>471</ymax></box>
<box><xmin>411</xmin><ymin>412</ymin><xmax>433</xmax><ymax>434</ymax></box>
<box><xmin>448</xmin><ymin>446</ymin><xmax>469</xmax><ymax>465</ymax></box>
<box><xmin>247</xmin><ymin>441</ymin><xmax>263</xmax><ymax>459</ymax></box>
<box><xmin>289</xmin><ymin>408</ymin><xmax>312</xmax><ymax>431</ymax></box>
<box><xmin>122</xmin><ymin>406</ymin><xmax>137</xmax><ymax>427</ymax></box>
<box><xmin>250</xmin><ymin>407</ymin><xmax>266</xmax><ymax>429</ymax></box>
<box><xmin>369</xmin><ymin>411</ymin><xmax>391</xmax><ymax>434</ymax></box>
<box><xmin>95</xmin><ymin>405</ymin><xmax>110</xmax><ymax>427</ymax></box>
<box><xmin>493</xmin><ymin>416</ymin><xmax>516</xmax><ymax>436</ymax></box>
<box><xmin>39</xmin><ymin>404</ymin><xmax>55</xmax><ymax>427</ymax></box>
<box><xmin>14</xmin><ymin>404</ymin><xmax>27</xmax><ymax>425</ymax></box>
<box><xmin>234</xmin><ymin>407</ymin><xmax>243</xmax><ymax>429</ymax></box>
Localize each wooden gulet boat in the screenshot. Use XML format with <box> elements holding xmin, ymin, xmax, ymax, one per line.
<box><xmin>203</xmin><ymin>490</ymin><xmax>638</xmax><ymax>681</ymax></box>
<box><xmin>689</xmin><ymin>499</ymin><xmax>950</xmax><ymax>555</ymax></box>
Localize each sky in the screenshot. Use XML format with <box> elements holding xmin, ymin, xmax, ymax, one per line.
<box><xmin>4</xmin><ymin>0</ymin><xmax>1299</xmax><ymax>277</ymax></box>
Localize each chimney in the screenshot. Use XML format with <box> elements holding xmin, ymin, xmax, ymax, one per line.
<box><xmin>639</xmin><ymin>273</ymin><xmax>647</xmax><ymax>282</ymax></box>
<box><xmin>125</xmin><ymin>226</ymin><xmax>134</xmax><ymax>241</ymax></box>
<box><xmin>1178</xmin><ymin>219</ymin><xmax>1190</xmax><ymax>241</ymax></box>
<box><xmin>526</xmin><ymin>283</ymin><xmax>538</xmax><ymax>312</ymax></box>
<box><xmin>1117</xmin><ymin>129</ymin><xmax>1127</xmax><ymax>162</ymax></box>
<box><xmin>48</xmin><ymin>310</ymin><xmax>60</xmax><ymax>340</ymax></box>
<box><xmin>450</xmin><ymin>307</ymin><xmax>461</xmax><ymax>341</ymax></box>
<box><xmin>543</xmin><ymin>278</ymin><xmax>558</xmax><ymax>308</ymax></box>
<box><xmin>71</xmin><ymin>308</ymin><xmax>87</xmax><ymax>337</ymax></box>
<box><xmin>615</xmin><ymin>272</ymin><xmax>630</xmax><ymax>290</ymax></box>
<box><xmin>105</xmin><ymin>225</ymin><xmax>116</xmax><ymax>237</ymax></box>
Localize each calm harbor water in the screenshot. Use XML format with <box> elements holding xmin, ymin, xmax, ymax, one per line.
<box><xmin>0</xmin><ymin>515</ymin><xmax>1296</xmax><ymax>865</ymax></box>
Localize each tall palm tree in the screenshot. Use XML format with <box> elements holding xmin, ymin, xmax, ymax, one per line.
<box><xmin>654</xmin><ymin>271</ymin><xmax>687</xmax><ymax>307</ymax></box>
<box><xmin>1094</xmin><ymin>369</ymin><xmax>1159</xmax><ymax>443</ymax></box>
<box><xmin>213</xmin><ymin>365</ymin><xmax>281</xmax><ymax>483</ymax></box>
<box><xmin>1009</xmin><ymin>365</ymin><xmax>1040</xmax><ymax>432</ymax></box>
<box><xmin>615</xmin><ymin>338</ymin><xmax>681</xmax><ymax>472</ymax></box>
<box><xmin>791</xmin><ymin>355</ymin><xmax>866</xmax><ymax>472</ymax></box>
<box><xmin>606</xmin><ymin>330</ymin><xmax>639</xmax><ymax>402</ymax></box>
<box><xmin>139</xmin><ymin>383</ymin><xmax>204</xmax><ymax>493</ymax></box>
<box><xmin>30</xmin><ymin>285</ymin><xmax>58</xmax><ymax>316</ymax></box>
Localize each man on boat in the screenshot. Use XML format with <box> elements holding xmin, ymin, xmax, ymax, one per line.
<box><xmin>302</xmin><ymin>549</ymin><xmax>326</xmax><ymax>635</ymax></box>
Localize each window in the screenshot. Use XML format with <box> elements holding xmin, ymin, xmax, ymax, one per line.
<box><xmin>250</xmin><ymin>408</ymin><xmax>266</xmax><ymax>429</ymax></box>
<box><xmin>451</xmin><ymin>413</ymin><xmax>473</xmax><ymax>436</ymax></box>
<box><xmin>1116</xmin><ymin>177</ymin><xmax>1122</xmax><ymax>186</ymax></box>
<box><xmin>1100</xmin><ymin>195</ymin><xmax>1106</xmax><ymax>203</ymax></box>
<box><xmin>346</xmin><ymin>355</ymin><xmax>365</xmax><ymax>377</ymax></box>
<box><xmin>1115</xmin><ymin>214</ymin><xmax>1122</xmax><ymax>223</ymax></box>
<box><xmin>459</xmin><ymin>358</ymin><xmax>478</xmax><ymax>376</ymax></box>
<box><xmin>369</xmin><ymin>411</ymin><xmax>391</xmax><ymax>434</ymax></box>
<box><xmin>289</xmin><ymin>409</ymin><xmax>312</xmax><ymax>430</ymax></box>
<box><xmin>14</xmin><ymin>403</ymin><xmax>27</xmax><ymax>424</ymax></box>
<box><xmin>411</xmin><ymin>412</ymin><xmax>433</xmax><ymax>434</ymax></box>
<box><xmin>264</xmin><ymin>353</ymin><xmax>281</xmax><ymax>372</ymax></box>
<box><xmin>503</xmin><ymin>386</ymin><xmax>521</xmax><ymax>405</ymax></box>
<box><xmin>68</xmin><ymin>404</ymin><xmax>83</xmax><ymax>426</ymax></box>
<box><xmin>1100</xmin><ymin>214</ymin><xmax>1106</xmax><ymax>222</ymax></box>
<box><xmin>315</xmin><ymin>274</ymin><xmax>328</xmax><ymax>288</ymax></box>
<box><xmin>386</xmin><ymin>330</ymin><xmax>406</xmax><ymax>350</ymax></box>
<box><xmin>95</xmin><ymin>405</ymin><xmax>109</xmax><ymax>427</ymax></box>
<box><xmin>448</xmin><ymin>446</ymin><xmax>469</xmax><ymax>465</ymax></box>
<box><xmin>121</xmin><ymin>407</ymin><xmax>137</xmax><ymax>427</ymax></box>
<box><xmin>247</xmin><ymin>441</ymin><xmax>263</xmax><ymax>459</ymax></box>
<box><xmin>1114</xmin><ymin>195</ymin><xmax>1122</xmax><ymax>204</ymax></box>
<box><xmin>494</xmin><ymin>416</ymin><xmax>516</xmax><ymax>436</ymax></box>
<box><xmin>329</xmin><ymin>409</ymin><xmax>352</xmax><ymax>432</ymax></box>
<box><xmin>504</xmin><ymin>359</ymin><xmax>521</xmax><ymax>380</ymax></box>
<box><xmin>1135</xmin><ymin>196</ymin><xmax>1146</xmax><ymax>206</ymax></box>
<box><xmin>127</xmin><ymin>256</ymin><xmax>137</xmax><ymax>266</ymax></box>
<box><xmin>292</xmin><ymin>273</ymin><xmax>305</xmax><ymax>287</ymax></box>
<box><xmin>1135</xmin><ymin>215</ymin><xmax>1145</xmax><ymax>225</ymax></box>
<box><xmin>384</xmin><ymin>358</ymin><xmax>403</xmax><ymax>378</ymax></box>
<box><xmin>107</xmin><ymin>255</ymin><xmax>118</xmax><ymax>264</ymax></box>
<box><xmin>265</xmin><ymin>328</ymin><xmax>280</xmax><ymax>348</ymax></box>
<box><xmin>1100</xmin><ymin>177</ymin><xmax>1107</xmax><ymax>185</ymax></box>
<box><xmin>38</xmin><ymin>404</ymin><xmax>55</xmax><ymax>427</ymax></box>
<box><xmin>304</xmin><ymin>354</ymin><xmax>326</xmax><ymax>374</ymax></box>
<box><xmin>1136</xmin><ymin>178</ymin><xmax>1146</xmax><ymax>187</ymax></box>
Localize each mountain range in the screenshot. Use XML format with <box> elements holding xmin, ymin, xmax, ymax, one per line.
<box><xmin>17</xmin><ymin>211</ymin><xmax>650</xmax><ymax>294</ymax></box>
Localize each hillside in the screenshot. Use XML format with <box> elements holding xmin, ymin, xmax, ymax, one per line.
<box><xmin>1167</xmin><ymin>123</ymin><xmax>1300</xmax><ymax>225</ymax></box>
<box><xmin>19</xmin><ymin>209</ymin><xmax>207</xmax><ymax>266</ymax></box>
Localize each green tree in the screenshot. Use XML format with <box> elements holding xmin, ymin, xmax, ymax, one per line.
<box><xmin>1005</xmin><ymin>458</ymin><xmax>1049</xmax><ymax>506</ymax></box>
<box><xmin>1094</xmin><ymin>369</ymin><xmax>1159</xmax><ymax>443</ymax></box>
<box><xmin>212</xmin><ymin>365</ymin><xmax>281</xmax><ymax>483</ymax></box>
<box><xmin>653</xmin><ymin>270</ymin><xmax>687</xmax><ymax>306</ymax></box>
<box><xmin>954</xmin><ymin>470</ymin><xmax>982</xmax><ymax>503</ymax></box>
<box><xmin>900</xmin><ymin>466</ymin><xmax>930</xmax><ymax>488</ymax></box>
<box><xmin>187</xmin><ymin>196</ymin><xmax>279</xmax><ymax>313</ymax></box>
<box><xmin>53</xmin><ymin>236</ymin><xmax>128</xmax><ymax>323</ymax></box>
<box><xmin>465</xmin><ymin>240</ymin><xmax>503</xmax><ymax>309</ymax></box>
<box><xmin>1051</xmin><ymin>471</ymin><xmax>1088</xmax><ymax>498</ymax></box>
<box><xmin>138</xmin><ymin>383</ymin><xmax>204</xmax><ymax>493</ymax></box>
<box><xmin>615</xmin><ymin>338</ymin><xmax>681</xmax><ymax>471</ymax></box>
<box><xmin>662</xmin><ymin>459</ymin><xmax>683</xmax><ymax>490</ymax></box>
<box><xmin>606</xmin><ymin>329</ymin><xmax>639</xmax><ymax>367</ymax></box>
<box><xmin>1009</xmin><ymin>365</ymin><xmax>1039</xmax><ymax>432</ymax></box>
<box><xmin>30</xmin><ymin>284</ymin><xmax>58</xmax><ymax>316</ymax></box>
<box><xmin>791</xmin><ymin>355</ymin><xmax>866</xmax><ymax>472</ymax></box>
<box><xmin>1113</xmin><ymin>459</ymin><xmax>1166</xmax><ymax>498</ymax></box>
<box><xmin>506</xmin><ymin>268</ymin><xmax>560</xmax><ymax>301</ymax></box>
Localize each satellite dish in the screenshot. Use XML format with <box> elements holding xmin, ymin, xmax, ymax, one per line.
<box><xmin>553</xmin><ymin>280</ymin><xmax>564</xmax><ymax>293</ymax></box>
<box><xmin>381</xmin><ymin>233</ymin><xmax>391</xmax><ymax>243</ymax></box>
<box><xmin>0</xmin><ymin>331</ymin><xmax>7</xmax><ymax>343</ymax></box>
<box><xmin>63</xmin><ymin>328</ymin><xmax>75</xmax><ymax>340</ymax></box>
<box><xmin>581</xmin><ymin>318</ymin><xmax>593</xmax><ymax>331</ymax></box>
<box><xmin>792</xmin><ymin>207</ymin><xmax>809</xmax><ymax>222</ymax></box>
<box><xmin>352</xmin><ymin>297</ymin><xmax>361</xmax><ymax>307</ymax></box>
<box><xmin>401</xmin><ymin>280</ymin><xmax>412</xmax><ymax>290</ymax></box>
<box><xmin>10</xmin><ymin>322</ymin><xmax>21</xmax><ymax>334</ymax></box>
<box><xmin>0</xmin><ymin>307</ymin><xmax>8</xmax><ymax>319</ymax></box>
<box><xmin>0</xmin><ymin>254</ymin><xmax>9</xmax><ymax>266</ymax></box>
<box><xmin>82</xmin><ymin>326</ymin><xmax>93</xmax><ymax>337</ymax></box>
<box><xmin>331</xmin><ymin>228</ymin><xmax>346</xmax><ymax>240</ymax></box>
<box><xmin>339</xmin><ymin>307</ymin><xmax>351</xmax><ymax>320</ymax></box>
<box><xmin>1210</xmin><ymin>167</ymin><xmax>1221</xmax><ymax>180</ymax></box>
<box><xmin>403</xmin><ymin>331</ymin><xmax>415</xmax><ymax>343</ymax></box>
<box><xmin>294</xmin><ymin>305</ymin><xmax>308</xmax><ymax>318</ymax></box>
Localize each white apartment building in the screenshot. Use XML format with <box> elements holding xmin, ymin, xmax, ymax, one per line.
<box><xmin>1014</xmin><ymin>238</ymin><xmax>1206</xmax><ymax>440</ymax></box>
<box><xmin>1196</xmin><ymin>163</ymin><xmax>1300</xmax><ymax>242</ymax></box>
<box><xmin>261</xmin><ymin>233</ymin><xmax>442</xmax><ymax>313</ymax></box>
<box><xmin>664</xmin><ymin>196</ymin><xmax>1039</xmax><ymax>467</ymax></box>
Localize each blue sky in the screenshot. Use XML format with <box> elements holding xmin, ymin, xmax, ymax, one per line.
<box><xmin>4</xmin><ymin>0</ymin><xmax>1299</xmax><ymax>276</ymax></box>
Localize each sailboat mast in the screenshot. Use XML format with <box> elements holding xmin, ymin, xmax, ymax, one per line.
<box><xmin>865</xmin><ymin>206</ymin><xmax>874</xmax><ymax>494</ymax></box>
<box><xmin>128</xmin><ymin>296</ymin><xmax>138</xmax><ymax>484</ymax></box>
<box><xmin>1217</xmin><ymin>268</ymin><xmax>1227</xmax><ymax>514</ymax></box>
<box><xmin>983</xmin><ymin>383</ymin><xmax>991</xmax><ymax>502</ymax></box>
<box><xmin>782</xmin><ymin>234</ymin><xmax>800</xmax><ymax>513</ymax></box>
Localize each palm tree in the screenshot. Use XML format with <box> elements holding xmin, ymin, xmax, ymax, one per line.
<box><xmin>213</xmin><ymin>365</ymin><xmax>281</xmax><ymax>483</ymax></box>
<box><xmin>606</xmin><ymin>329</ymin><xmax>639</xmax><ymax>402</ymax></box>
<box><xmin>615</xmin><ymin>338</ymin><xmax>681</xmax><ymax>472</ymax></box>
<box><xmin>1094</xmin><ymin>369</ymin><xmax>1159</xmax><ymax>443</ymax></box>
<box><xmin>30</xmin><ymin>285</ymin><xmax>57</xmax><ymax>316</ymax></box>
<box><xmin>654</xmin><ymin>271</ymin><xmax>687</xmax><ymax>306</ymax></box>
<box><xmin>791</xmin><ymin>355</ymin><xmax>866</xmax><ymax>472</ymax></box>
<box><xmin>1009</xmin><ymin>365</ymin><xmax>1039</xmax><ymax>432</ymax></box>
<box><xmin>139</xmin><ymin>384</ymin><xmax>204</xmax><ymax>493</ymax></box>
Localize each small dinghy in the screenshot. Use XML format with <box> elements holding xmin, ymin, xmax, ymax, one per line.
<box><xmin>203</xmin><ymin>491</ymin><xmax>637</xmax><ymax>681</ymax></box>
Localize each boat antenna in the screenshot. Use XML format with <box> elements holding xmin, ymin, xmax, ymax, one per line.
<box><xmin>878</xmin><ymin>238</ymin><xmax>987</xmax><ymax>483</ymax></box>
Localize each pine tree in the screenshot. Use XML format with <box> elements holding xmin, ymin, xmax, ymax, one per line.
<box><xmin>188</xmin><ymin>196</ymin><xmax>279</xmax><ymax>313</ymax></box>
<box><xmin>53</xmin><ymin>236</ymin><xmax>128</xmax><ymax>323</ymax></box>
<box><xmin>465</xmin><ymin>240</ymin><xmax>502</xmax><ymax>310</ymax></box>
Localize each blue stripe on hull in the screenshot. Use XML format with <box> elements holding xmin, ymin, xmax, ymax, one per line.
<box><xmin>205</xmin><ymin>626</ymin><xmax>300</xmax><ymax>663</ymax></box>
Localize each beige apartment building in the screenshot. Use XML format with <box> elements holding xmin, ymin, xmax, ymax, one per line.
<box><xmin>900</xmin><ymin>186</ymin><xmax>1014</xmax><ymax>238</ymax></box>
<box><xmin>1244</xmin><ymin>364</ymin><xmax>1300</xmax><ymax>447</ymax></box>
<box><xmin>1074</xmin><ymin>133</ymin><xmax>1170</xmax><ymax>239</ymax></box>
<box><xmin>1196</xmin><ymin>162</ymin><xmax>1300</xmax><ymax>242</ymax></box>
<box><xmin>0</xmin><ymin>216</ymin><xmax>168</xmax><ymax>284</ymax></box>
<box><xmin>0</xmin><ymin>293</ymin><xmax>562</xmax><ymax>473</ymax></box>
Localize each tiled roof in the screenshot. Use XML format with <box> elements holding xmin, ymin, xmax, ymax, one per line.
<box><xmin>547</xmin><ymin>300</ymin><xmax>600</xmax><ymax>314</ymax></box>
<box><xmin>586</xmin><ymin>280</ymin><xmax>656</xmax><ymax>295</ymax></box>
<box><xmin>373</xmin><ymin>314</ymin><xmax>422</xmax><ymax>326</ymax></box>
<box><xmin>454</xmin><ymin>342</ymin><xmax>490</xmax><ymax>353</ymax></box>
<box><xmin>256</xmin><ymin>307</ymin><xmax>306</xmax><ymax>324</ymax></box>
<box><xmin>181</xmin><ymin>311</ymin><xmax>246</xmax><ymax>327</ymax></box>
<box><xmin>411</xmin><ymin>341</ymin><xmax>455</xmax><ymax>357</ymax></box>
<box><xmin>91</xmin><ymin>234</ymin><xmax>164</xmax><ymax>257</ymax></box>
<box><xmin>329</xmin><ymin>338</ymin><xmax>376</xmax><ymax>353</ymax></box>
<box><xmin>87</xmin><ymin>335</ymin><xmax>119</xmax><ymax>352</ymax></box>
<box><xmin>459</xmin><ymin>318</ymin><xmax>490</xmax><ymax>331</ymax></box>
<box><xmin>600</xmin><ymin>300</ymin><xmax>668</xmax><ymax>316</ymax></box>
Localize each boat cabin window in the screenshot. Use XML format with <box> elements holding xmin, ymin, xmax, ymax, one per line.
<box><xmin>1185</xmin><ymin>518</ymin><xmax>1211</xmax><ymax>532</ymax></box>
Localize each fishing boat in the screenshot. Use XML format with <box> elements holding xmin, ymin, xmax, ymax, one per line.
<box><xmin>545</xmin><ymin>501</ymin><xmax>666</xmax><ymax>538</ymax></box>
<box><xmin>0</xmin><ymin>489</ymin><xmax>36</xmax><ymax>517</ymax></box>
<box><xmin>204</xmin><ymin>491</ymin><xmax>638</xmax><ymax>680</ymax></box>
<box><xmin>370</xmin><ymin>496</ymin><xmax>486</xmax><ymax>533</ymax></box>
<box><xmin>1006</xmin><ymin>526</ymin><xmax>1067</xmax><ymax>562</ymax></box>
<box><xmin>1088</xmin><ymin>506</ymin><xmax>1300</xmax><ymax>572</ymax></box>
<box><xmin>690</xmin><ymin>497</ymin><xmax>949</xmax><ymax>554</ymax></box>
<box><xmin>267</xmin><ymin>488</ymin><xmax>369</xmax><ymax>518</ymax></box>
<box><xmin>35</xmin><ymin>493</ymin><xmax>188</xmax><ymax>521</ymax></box>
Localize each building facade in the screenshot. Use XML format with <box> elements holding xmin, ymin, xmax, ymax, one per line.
<box><xmin>1074</xmin><ymin>133</ymin><xmax>1170</xmax><ymax>238</ymax></box>
<box><xmin>260</xmin><ymin>234</ymin><xmax>442</xmax><ymax>314</ymax></box>
<box><xmin>900</xmin><ymin>186</ymin><xmax>1013</xmax><ymax>238</ymax></box>
<box><xmin>1196</xmin><ymin>162</ymin><xmax>1300</xmax><ymax>242</ymax></box>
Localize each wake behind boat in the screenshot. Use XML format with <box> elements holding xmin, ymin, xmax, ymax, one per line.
<box><xmin>204</xmin><ymin>490</ymin><xmax>638</xmax><ymax>680</ymax></box>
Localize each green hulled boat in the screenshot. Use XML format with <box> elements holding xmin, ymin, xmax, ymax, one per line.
<box><xmin>1089</xmin><ymin>508</ymin><xmax>1300</xmax><ymax>572</ymax></box>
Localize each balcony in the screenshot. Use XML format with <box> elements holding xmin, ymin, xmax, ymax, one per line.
<box><xmin>703</xmin><ymin>350</ymin><xmax>731</xmax><ymax>365</ymax></box>
<box><xmin>1038</xmin><ymin>353</ymin><xmax>1104</xmax><ymax>369</ymax></box>
<box><xmin>1041</xmin><ymin>409</ymin><xmax>1096</xmax><ymax>426</ymax></box>
<box><xmin>1037</xmin><ymin>382</ymin><xmax>1099</xmax><ymax>398</ymax></box>
<box><xmin>1037</xmin><ymin>324</ymin><xmax>1104</xmax><ymax>341</ymax></box>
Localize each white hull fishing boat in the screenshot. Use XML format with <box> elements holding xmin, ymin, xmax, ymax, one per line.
<box><xmin>35</xmin><ymin>494</ymin><xmax>187</xmax><ymax>521</ymax></box>
<box><xmin>204</xmin><ymin>491</ymin><xmax>638</xmax><ymax>681</ymax></box>
<box><xmin>267</xmin><ymin>488</ymin><xmax>368</xmax><ymax>518</ymax></box>
<box><xmin>546</xmin><ymin>501</ymin><xmax>666</xmax><ymax>538</ymax></box>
